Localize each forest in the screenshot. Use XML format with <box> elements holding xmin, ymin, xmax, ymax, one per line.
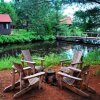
<box><xmin>0</xmin><ymin>0</ymin><xmax>99</xmax><ymax>44</ymax></box>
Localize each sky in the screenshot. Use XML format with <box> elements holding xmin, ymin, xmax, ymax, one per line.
<box><xmin>4</xmin><ymin>0</ymin><xmax>12</xmax><ymax>2</ymax></box>
<box><xmin>63</xmin><ymin>3</ymin><xmax>100</xmax><ymax>18</ymax></box>
<box><xmin>63</xmin><ymin>5</ymin><xmax>79</xmax><ymax>18</ymax></box>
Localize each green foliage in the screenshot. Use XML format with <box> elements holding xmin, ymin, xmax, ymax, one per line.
<box><xmin>31</xmin><ymin>53</ymin><xmax>64</xmax><ymax>68</ymax></box>
<box><xmin>0</xmin><ymin>53</ymin><xmax>63</xmax><ymax>70</ymax></box>
<box><xmin>0</xmin><ymin>50</ymin><xmax>100</xmax><ymax>70</ymax></box>
<box><xmin>0</xmin><ymin>56</ymin><xmax>20</xmax><ymax>70</ymax></box>
<box><xmin>0</xmin><ymin>30</ymin><xmax>55</xmax><ymax>44</ymax></box>
<box><xmin>0</xmin><ymin>2</ymin><xmax>17</xmax><ymax>23</ymax></box>
<box><xmin>74</xmin><ymin>7</ymin><xmax>100</xmax><ymax>31</ymax></box>
<box><xmin>44</xmin><ymin>53</ymin><xmax>63</xmax><ymax>68</ymax></box>
<box><xmin>58</xmin><ymin>24</ymin><xmax>83</xmax><ymax>36</ymax></box>
<box><xmin>15</xmin><ymin>0</ymin><xmax>51</xmax><ymax>32</ymax></box>
<box><xmin>42</xmin><ymin>35</ymin><xmax>55</xmax><ymax>41</ymax></box>
<box><xmin>84</xmin><ymin>49</ymin><xmax>100</xmax><ymax>65</ymax></box>
<box><xmin>14</xmin><ymin>0</ymin><xmax>63</xmax><ymax>35</ymax></box>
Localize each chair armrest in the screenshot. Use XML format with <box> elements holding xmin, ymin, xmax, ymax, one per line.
<box><xmin>11</xmin><ymin>66</ymin><xmax>32</xmax><ymax>74</ymax></box>
<box><xmin>57</xmin><ymin>72</ymin><xmax>82</xmax><ymax>81</ymax></box>
<box><xmin>60</xmin><ymin>59</ymin><xmax>71</xmax><ymax>62</ymax></box>
<box><xmin>21</xmin><ymin>60</ymin><xmax>36</xmax><ymax>64</ymax></box>
<box><xmin>23</xmin><ymin>72</ymin><xmax>45</xmax><ymax>80</ymax></box>
<box><xmin>60</xmin><ymin>59</ymin><xmax>71</xmax><ymax>67</ymax></box>
<box><xmin>71</xmin><ymin>62</ymin><xmax>82</xmax><ymax>65</ymax></box>
<box><xmin>67</xmin><ymin>67</ymin><xmax>81</xmax><ymax>72</ymax></box>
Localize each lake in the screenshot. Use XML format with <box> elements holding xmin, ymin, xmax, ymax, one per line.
<box><xmin>0</xmin><ymin>41</ymin><xmax>100</xmax><ymax>59</ymax></box>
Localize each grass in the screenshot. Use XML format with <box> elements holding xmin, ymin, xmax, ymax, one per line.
<box><xmin>0</xmin><ymin>53</ymin><xmax>64</xmax><ymax>70</ymax></box>
<box><xmin>83</xmin><ymin>50</ymin><xmax>100</xmax><ymax>65</ymax></box>
<box><xmin>0</xmin><ymin>50</ymin><xmax>100</xmax><ymax>70</ymax></box>
<box><xmin>44</xmin><ymin>53</ymin><xmax>63</xmax><ymax>68</ymax></box>
<box><xmin>0</xmin><ymin>56</ymin><xmax>21</xmax><ymax>70</ymax></box>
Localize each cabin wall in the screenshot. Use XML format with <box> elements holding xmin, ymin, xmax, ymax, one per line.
<box><xmin>0</xmin><ymin>22</ymin><xmax>11</xmax><ymax>35</ymax></box>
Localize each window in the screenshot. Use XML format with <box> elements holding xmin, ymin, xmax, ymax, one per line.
<box><xmin>6</xmin><ymin>24</ymin><xmax>9</xmax><ymax>29</ymax></box>
<box><xmin>3</xmin><ymin>23</ymin><xmax>9</xmax><ymax>29</ymax></box>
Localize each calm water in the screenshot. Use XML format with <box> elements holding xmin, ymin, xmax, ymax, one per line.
<box><xmin>0</xmin><ymin>41</ymin><xmax>100</xmax><ymax>58</ymax></box>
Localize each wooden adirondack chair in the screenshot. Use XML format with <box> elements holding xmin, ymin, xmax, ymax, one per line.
<box><xmin>57</xmin><ymin>63</ymin><xmax>96</xmax><ymax>98</ymax></box>
<box><xmin>60</xmin><ymin>50</ymin><xmax>83</xmax><ymax>75</ymax></box>
<box><xmin>4</xmin><ymin>62</ymin><xmax>45</xmax><ymax>98</ymax></box>
<box><xmin>21</xmin><ymin>50</ymin><xmax>45</xmax><ymax>73</ymax></box>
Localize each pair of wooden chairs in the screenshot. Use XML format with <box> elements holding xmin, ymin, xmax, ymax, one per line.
<box><xmin>57</xmin><ymin>50</ymin><xmax>96</xmax><ymax>98</ymax></box>
<box><xmin>4</xmin><ymin>50</ymin><xmax>45</xmax><ymax>98</ymax></box>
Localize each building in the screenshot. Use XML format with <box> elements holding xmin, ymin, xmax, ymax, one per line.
<box><xmin>0</xmin><ymin>14</ymin><xmax>12</xmax><ymax>35</ymax></box>
<box><xmin>60</xmin><ymin>16</ymin><xmax>72</xmax><ymax>25</ymax></box>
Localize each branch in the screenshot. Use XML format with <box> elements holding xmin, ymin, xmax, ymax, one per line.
<box><xmin>61</xmin><ymin>0</ymin><xmax>100</xmax><ymax>4</ymax></box>
<box><xmin>91</xmin><ymin>0</ymin><xmax>100</xmax><ymax>4</ymax></box>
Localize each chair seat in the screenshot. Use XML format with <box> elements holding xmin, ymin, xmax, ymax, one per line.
<box><xmin>35</xmin><ymin>66</ymin><xmax>44</xmax><ymax>72</ymax></box>
<box><xmin>63</xmin><ymin>77</ymin><xmax>75</xmax><ymax>85</ymax></box>
<box><xmin>28</xmin><ymin>77</ymin><xmax>39</xmax><ymax>85</ymax></box>
<box><xmin>60</xmin><ymin>67</ymin><xmax>72</xmax><ymax>74</ymax></box>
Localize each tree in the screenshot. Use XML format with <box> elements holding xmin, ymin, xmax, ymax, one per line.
<box><xmin>0</xmin><ymin>2</ymin><xmax>17</xmax><ymax>24</ymax></box>
<box><xmin>14</xmin><ymin>0</ymin><xmax>100</xmax><ymax>34</ymax></box>
<box><xmin>15</xmin><ymin>0</ymin><xmax>50</xmax><ymax>32</ymax></box>
<box><xmin>61</xmin><ymin>0</ymin><xmax>100</xmax><ymax>4</ymax></box>
<box><xmin>14</xmin><ymin>0</ymin><xmax>63</xmax><ymax>34</ymax></box>
<box><xmin>74</xmin><ymin>7</ymin><xmax>100</xmax><ymax>31</ymax></box>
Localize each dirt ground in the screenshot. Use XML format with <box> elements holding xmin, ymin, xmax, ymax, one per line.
<box><xmin>0</xmin><ymin>65</ymin><xmax>100</xmax><ymax>100</ymax></box>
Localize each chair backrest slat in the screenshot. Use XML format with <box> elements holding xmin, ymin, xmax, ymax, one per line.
<box><xmin>21</xmin><ymin>50</ymin><xmax>32</xmax><ymax>61</ymax></box>
<box><xmin>21</xmin><ymin>50</ymin><xmax>36</xmax><ymax>73</ymax></box>
<box><xmin>71</xmin><ymin>51</ymin><xmax>82</xmax><ymax>64</ymax></box>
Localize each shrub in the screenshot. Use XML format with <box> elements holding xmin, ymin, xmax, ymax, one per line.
<box><xmin>84</xmin><ymin>49</ymin><xmax>100</xmax><ymax>65</ymax></box>
<box><xmin>0</xmin><ymin>29</ymin><xmax>55</xmax><ymax>44</ymax></box>
<box><xmin>0</xmin><ymin>56</ymin><xmax>20</xmax><ymax>70</ymax></box>
<box><xmin>0</xmin><ymin>53</ymin><xmax>65</xmax><ymax>70</ymax></box>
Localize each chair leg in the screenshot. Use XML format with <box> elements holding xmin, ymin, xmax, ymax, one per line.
<box><xmin>12</xmin><ymin>68</ymin><xmax>15</xmax><ymax>89</ymax></box>
<box><xmin>63</xmin><ymin>83</ymin><xmax>90</xmax><ymax>98</ymax></box>
<box><xmin>4</xmin><ymin>81</ymin><xmax>20</xmax><ymax>92</ymax></box>
<box><xmin>39</xmin><ymin>76</ymin><xmax>43</xmax><ymax>89</ymax></box>
<box><xmin>13</xmin><ymin>85</ymin><xmax>33</xmax><ymax>98</ymax></box>
<box><xmin>59</xmin><ymin>75</ymin><xmax>63</xmax><ymax>89</ymax></box>
<box><xmin>87</xmin><ymin>86</ymin><xmax>96</xmax><ymax>93</ymax></box>
<box><xmin>81</xmin><ymin>83</ymin><xmax>96</xmax><ymax>93</ymax></box>
<box><xmin>19</xmin><ymin>72</ymin><xmax>23</xmax><ymax>90</ymax></box>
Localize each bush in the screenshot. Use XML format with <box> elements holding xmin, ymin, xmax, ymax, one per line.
<box><xmin>84</xmin><ymin>49</ymin><xmax>100</xmax><ymax>65</ymax></box>
<box><xmin>58</xmin><ymin>24</ymin><xmax>83</xmax><ymax>36</ymax></box>
<box><xmin>0</xmin><ymin>56</ymin><xmax>20</xmax><ymax>70</ymax></box>
<box><xmin>0</xmin><ymin>53</ymin><xmax>65</xmax><ymax>70</ymax></box>
<box><xmin>0</xmin><ymin>29</ymin><xmax>55</xmax><ymax>44</ymax></box>
<box><xmin>0</xmin><ymin>50</ymin><xmax>100</xmax><ymax>70</ymax></box>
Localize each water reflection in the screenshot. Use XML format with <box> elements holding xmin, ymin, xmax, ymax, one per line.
<box><xmin>0</xmin><ymin>41</ymin><xmax>99</xmax><ymax>58</ymax></box>
<box><xmin>62</xmin><ymin>49</ymin><xmax>73</xmax><ymax>59</ymax></box>
<box><xmin>61</xmin><ymin>43</ymin><xmax>100</xmax><ymax>59</ymax></box>
<box><xmin>61</xmin><ymin>45</ymin><xmax>88</xmax><ymax>59</ymax></box>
